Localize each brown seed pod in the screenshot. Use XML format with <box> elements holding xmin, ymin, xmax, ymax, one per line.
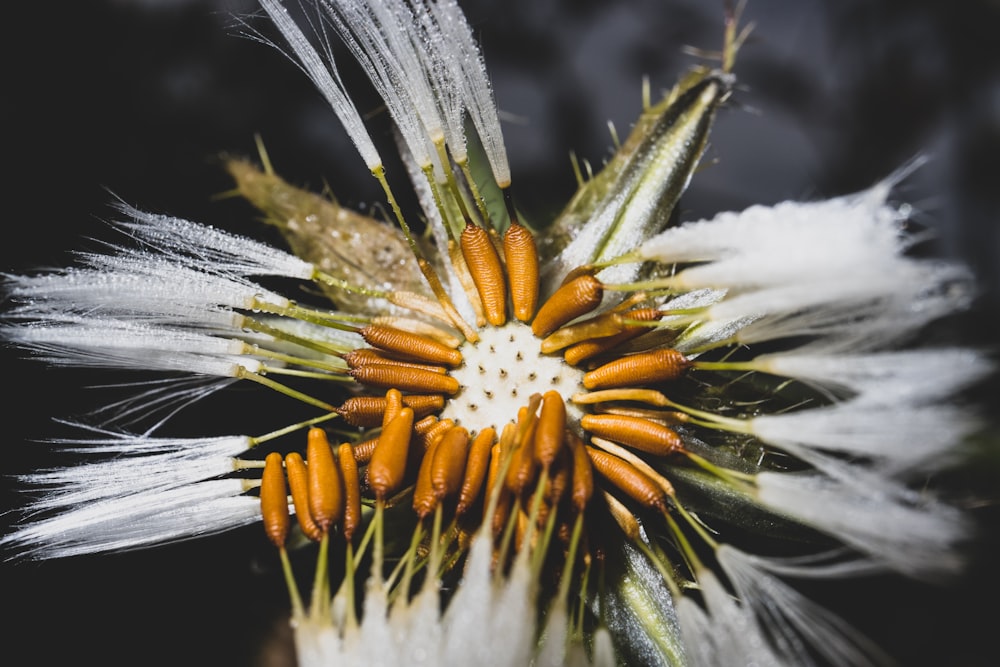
<box><xmin>568</xmin><ymin>431</ymin><xmax>594</xmax><ymax>512</ymax></box>
<box><xmin>352</xmin><ymin>437</ymin><xmax>379</xmax><ymax>465</ymax></box>
<box><xmin>349</xmin><ymin>364</ymin><xmax>460</xmax><ymax>395</ymax></box>
<box><xmin>503</xmin><ymin>221</ymin><xmax>539</xmax><ymax>323</ymax></box>
<box><xmin>367</xmin><ymin>407</ymin><xmax>415</xmax><ymax>501</ymax></box>
<box><xmin>417</xmin><ymin>417</ymin><xmax>455</xmax><ymax>450</ymax></box>
<box><xmin>492</xmin><ymin>484</ymin><xmax>514</xmax><ymax>540</ymax></box>
<box><xmin>284</xmin><ymin>452</ymin><xmax>323</xmax><ymax>542</ymax></box>
<box><xmin>306</xmin><ymin>427</ymin><xmax>343</xmax><ymax>531</ymax></box>
<box><xmin>505</xmin><ymin>405</ymin><xmax>539</xmax><ymax>494</ymax></box>
<box><xmin>564</xmin><ymin>308</ymin><xmax>664</xmax><ymax>365</ymax></box>
<box><xmin>461</xmin><ymin>223</ymin><xmax>507</xmax><ymax>327</ymax></box>
<box><xmin>457</xmin><ymin>427</ymin><xmax>496</xmax><ymax>515</ymax></box>
<box><xmin>414</xmin><ymin>415</ymin><xmax>440</xmax><ymax>436</ymax></box>
<box><xmin>412</xmin><ymin>431</ymin><xmax>442</xmax><ymax>519</ymax></box>
<box><xmin>586</xmin><ymin>446</ymin><xmax>667</xmax><ymax>510</ymax></box>
<box><xmin>337</xmin><ymin>443</ymin><xmax>362</xmax><ymax>541</ymax></box>
<box><xmin>359</xmin><ymin>325</ymin><xmax>463</xmax><ymax>367</ymax></box>
<box><xmin>336</xmin><ymin>394</ymin><xmax>445</xmax><ymax>427</ymax></box>
<box><xmin>531</xmin><ymin>274</ymin><xmax>604</xmax><ymax>338</ymax></box>
<box><xmin>544</xmin><ymin>447</ymin><xmax>571</xmax><ymax>506</ymax></box>
<box><xmin>533</xmin><ymin>390</ymin><xmax>567</xmax><ymax>469</ymax></box>
<box><xmin>582</xmin><ymin>348</ymin><xmax>690</xmax><ymax>390</ymax></box>
<box><xmin>371</xmin><ymin>315</ymin><xmax>463</xmax><ymax>349</ymax></box>
<box><xmin>449</xmin><ymin>238</ymin><xmax>487</xmax><ymax>328</ymax></box>
<box><xmin>431</xmin><ymin>426</ymin><xmax>470</xmax><ymax>501</ymax></box>
<box><xmin>344</xmin><ymin>348</ymin><xmax>448</xmax><ymax>374</ymax></box>
<box><xmin>487</xmin><ymin>436</ymin><xmax>513</xmax><ymax>537</ymax></box>
<box><xmin>540</xmin><ymin>312</ymin><xmax>625</xmax><ymax>354</ymax></box>
<box><xmin>382</xmin><ymin>388</ymin><xmax>404</xmax><ymax>427</ymax></box>
<box><xmin>580</xmin><ymin>413</ymin><xmax>683</xmax><ymax>456</ymax></box>
<box><xmin>260</xmin><ymin>451</ymin><xmax>290</xmax><ymax>548</ymax></box>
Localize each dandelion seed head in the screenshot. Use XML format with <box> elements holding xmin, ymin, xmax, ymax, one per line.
<box><xmin>2</xmin><ymin>1</ymin><xmax>992</xmax><ymax>666</ymax></box>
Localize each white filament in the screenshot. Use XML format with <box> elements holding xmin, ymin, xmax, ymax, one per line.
<box><xmin>256</xmin><ymin>0</ymin><xmax>383</xmax><ymax>170</ymax></box>
<box><xmin>1</xmin><ymin>479</ymin><xmax>260</xmax><ymax>559</ymax></box>
<box><xmin>111</xmin><ymin>204</ymin><xmax>316</xmax><ymax>279</ymax></box>
<box><xmin>755</xmin><ymin>470</ymin><xmax>969</xmax><ymax>579</ymax></box>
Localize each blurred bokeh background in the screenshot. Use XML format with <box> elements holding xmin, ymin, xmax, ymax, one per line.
<box><xmin>3</xmin><ymin>0</ymin><xmax>999</xmax><ymax>664</ymax></box>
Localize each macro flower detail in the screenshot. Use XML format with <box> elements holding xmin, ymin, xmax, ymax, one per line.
<box><xmin>1</xmin><ymin>1</ymin><xmax>991</xmax><ymax>667</ymax></box>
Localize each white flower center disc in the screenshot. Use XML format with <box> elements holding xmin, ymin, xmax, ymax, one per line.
<box><xmin>441</xmin><ymin>321</ymin><xmax>585</xmax><ymax>432</ymax></box>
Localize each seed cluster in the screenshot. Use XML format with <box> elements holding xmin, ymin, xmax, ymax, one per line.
<box><xmin>259</xmin><ymin>218</ymin><xmax>696</xmax><ymax>580</ymax></box>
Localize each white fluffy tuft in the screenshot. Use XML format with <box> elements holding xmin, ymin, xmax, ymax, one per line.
<box><xmin>755</xmin><ymin>470</ymin><xmax>970</xmax><ymax>579</ymax></box>
<box><xmin>1</xmin><ymin>479</ymin><xmax>260</xmax><ymax>559</ymax></box>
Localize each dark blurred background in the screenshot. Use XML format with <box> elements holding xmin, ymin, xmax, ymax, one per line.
<box><xmin>2</xmin><ymin>0</ymin><xmax>999</xmax><ymax>665</ymax></box>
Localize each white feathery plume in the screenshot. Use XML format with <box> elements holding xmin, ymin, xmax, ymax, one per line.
<box><xmin>5</xmin><ymin>258</ymin><xmax>293</xmax><ymax>315</ymax></box>
<box><xmin>676</xmin><ymin>568</ymin><xmax>784</xmax><ymax>667</ymax></box>
<box><xmin>630</xmin><ymin>156</ymin><xmax>925</xmax><ymax>268</ymax></box>
<box><xmin>674</xmin><ymin>592</ymin><xmax>718</xmax><ymax>667</ymax></box>
<box><xmin>754</xmin><ymin>468</ymin><xmax>970</xmax><ymax>579</ymax></box>
<box><xmin>0</xmin><ymin>479</ymin><xmax>261</xmax><ymax>559</ymax></box>
<box><xmin>629</xmin><ymin>185</ymin><xmax>906</xmax><ymax>267</ymax></box>
<box><xmin>744</xmin><ymin>348</ymin><xmax>992</xmax><ymax>406</ymax></box>
<box><xmin>747</xmin><ymin>397</ymin><xmax>982</xmax><ymax>473</ymax></box>
<box><xmin>693</xmin><ymin>259</ymin><xmax>973</xmax><ymax>351</ymax></box>
<box><xmin>5</xmin><ymin>259</ymin><xmax>358</xmax><ymax>360</ymax></box>
<box><xmin>440</xmin><ymin>529</ymin><xmax>508</xmax><ymax>662</ymax></box>
<box><xmin>360</xmin><ymin>0</ymin><xmax>447</xmax><ymax>145</ymax></box>
<box><xmin>291</xmin><ymin>528</ymin><xmax>605</xmax><ymax>667</ymax></box>
<box><xmin>85</xmin><ymin>375</ymin><xmax>239</xmax><ymax>432</ymax></box>
<box><xmin>110</xmin><ymin>204</ymin><xmax>317</xmax><ymax>280</ymax></box>
<box><xmin>405</xmin><ymin>0</ymin><xmax>468</xmax><ymax>163</ymax></box>
<box><xmin>254</xmin><ymin>0</ymin><xmax>383</xmax><ymax>170</ymax></box>
<box><xmin>18</xmin><ymin>433</ymin><xmax>251</xmax><ymax>511</ymax></box>
<box><xmin>319</xmin><ymin>0</ymin><xmax>439</xmax><ymax>170</ymax></box>
<box><xmin>425</xmin><ymin>0</ymin><xmax>511</xmax><ymax>186</ymax></box>
<box><xmin>715</xmin><ymin>545</ymin><xmax>890</xmax><ymax>667</ymax></box>
<box><xmin>5</xmin><ymin>316</ymin><xmax>264</xmax><ymax>376</ymax></box>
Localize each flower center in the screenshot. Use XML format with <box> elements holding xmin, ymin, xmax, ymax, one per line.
<box><xmin>440</xmin><ymin>321</ymin><xmax>585</xmax><ymax>431</ymax></box>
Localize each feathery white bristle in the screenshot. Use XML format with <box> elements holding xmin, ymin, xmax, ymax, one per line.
<box><xmin>412</xmin><ymin>1</ymin><xmax>467</xmax><ymax>163</ymax></box>
<box><xmin>255</xmin><ymin>0</ymin><xmax>382</xmax><ymax>170</ymax></box>
<box><xmin>6</xmin><ymin>317</ymin><xmax>261</xmax><ymax>375</ymax></box>
<box><xmin>753</xmin><ymin>348</ymin><xmax>992</xmax><ymax>405</ymax></box>
<box><xmin>7</xmin><ymin>259</ymin><xmax>291</xmax><ymax>314</ymax></box>
<box><xmin>716</xmin><ymin>546</ymin><xmax>888</xmax><ymax>667</ymax></box>
<box><xmin>320</xmin><ymin>0</ymin><xmax>436</xmax><ymax>169</ymax></box>
<box><xmin>675</xmin><ymin>595</ymin><xmax>719</xmax><ymax>667</ymax></box>
<box><xmin>677</xmin><ymin>568</ymin><xmax>783</xmax><ymax>667</ymax></box>
<box><xmin>20</xmin><ymin>434</ymin><xmax>250</xmax><ymax>511</ymax></box>
<box><xmin>634</xmin><ymin>187</ymin><xmax>905</xmax><ymax>266</ymax></box>
<box><xmin>292</xmin><ymin>528</ymin><xmax>603</xmax><ymax>667</ymax></box>
<box><xmin>427</xmin><ymin>0</ymin><xmax>510</xmax><ymax>185</ymax></box>
<box><xmin>749</xmin><ymin>399</ymin><xmax>981</xmax><ymax>472</ymax></box>
<box><xmin>755</xmin><ymin>470</ymin><xmax>969</xmax><ymax>579</ymax></box>
<box><xmin>710</xmin><ymin>260</ymin><xmax>973</xmax><ymax>349</ymax></box>
<box><xmin>370</xmin><ymin>0</ymin><xmax>447</xmax><ymax>144</ymax></box>
<box><xmin>1</xmin><ymin>479</ymin><xmax>260</xmax><ymax>559</ymax></box>
<box><xmin>112</xmin><ymin>205</ymin><xmax>316</xmax><ymax>279</ymax></box>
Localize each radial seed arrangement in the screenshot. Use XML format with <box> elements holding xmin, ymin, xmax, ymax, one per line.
<box><xmin>1</xmin><ymin>1</ymin><xmax>991</xmax><ymax>666</ymax></box>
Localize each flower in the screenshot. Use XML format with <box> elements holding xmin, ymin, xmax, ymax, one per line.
<box><xmin>1</xmin><ymin>1</ymin><xmax>993</xmax><ymax>666</ymax></box>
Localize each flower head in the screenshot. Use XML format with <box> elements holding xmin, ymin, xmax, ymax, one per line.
<box><xmin>1</xmin><ymin>1</ymin><xmax>992</xmax><ymax>666</ymax></box>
